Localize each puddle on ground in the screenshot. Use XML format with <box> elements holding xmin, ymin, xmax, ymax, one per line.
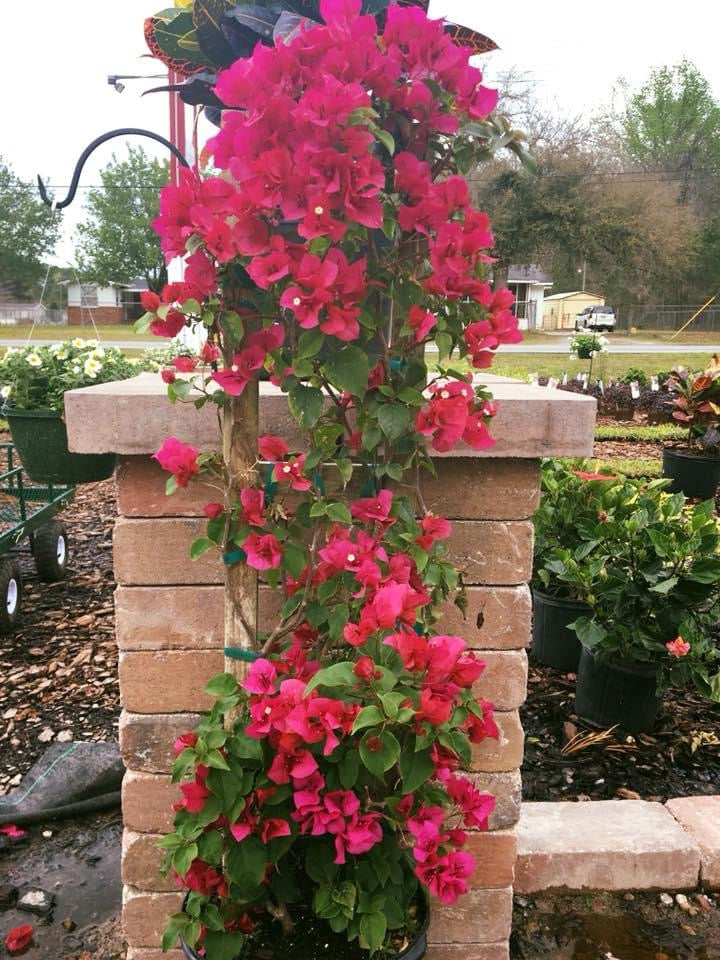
<box><xmin>512</xmin><ymin>894</ymin><xmax>720</xmax><ymax>960</ymax></box>
<box><xmin>1</xmin><ymin>814</ymin><xmax>123</xmax><ymax>958</ymax></box>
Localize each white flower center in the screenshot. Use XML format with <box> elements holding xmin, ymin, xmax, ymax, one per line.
<box><xmin>347</xmin><ymin>553</ymin><xmax>356</xmax><ymax>562</ymax></box>
<box><xmin>293</xmin><ymin>297</ymin><xmax>301</xmax><ymax>307</ymax></box>
<box><xmin>314</xmin><ymin>205</ymin><xmax>324</xmax><ymax>215</ymax></box>
<box><xmin>283</xmin><ymin>465</ymin><xmax>291</xmax><ymax>474</ymax></box>
<box><xmin>440</xmin><ymin>390</ymin><xmax>450</xmax><ymax>399</ymax></box>
<box><xmin>231</xmin><ymin>364</ymin><xmax>239</xmax><ymax>372</ymax></box>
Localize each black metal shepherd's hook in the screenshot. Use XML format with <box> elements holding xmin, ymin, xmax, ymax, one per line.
<box><xmin>36</xmin><ymin>127</ymin><xmax>190</xmax><ymax>211</ymax></box>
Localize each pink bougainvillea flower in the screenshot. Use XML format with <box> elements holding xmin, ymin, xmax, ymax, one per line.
<box><xmin>180</xmin><ymin>774</ymin><xmax>211</xmax><ymax>814</ymax></box>
<box><xmin>407</xmin><ymin>305</ymin><xmax>437</xmax><ymax>343</ymax></box>
<box><xmin>416</xmin><ymin>850</ymin><xmax>476</xmax><ymax>904</ymax></box>
<box><xmin>150</xmin><ymin>308</ymin><xmax>186</xmax><ymax>339</ymax></box>
<box><xmin>203</xmin><ymin>502</ymin><xmax>224</xmax><ymax>520</ymax></box>
<box><xmin>211</xmin><ymin>344</ymin><xmax>266</xmax><ymax>396</ymax></box>
<box><xmin>160</xmin><ymin>368</ymin><xmax>176</xmax><ymax>384</ymax></box>
<box><xmin>244</xmin><ymin>657</ymin><xmax>278</xmax><ymax>695</ymax></box>
<box><xmin>5</xmin><ymin>924</ymin><xmax>33</xmax><ymax>954</ymax></box>
<box><xmin>200</xmin><ymin>341</ymin><xmax>221</xmax><ymax>364</ymax></box>
<box><xmin>666</xmin><ymin>636</ymin><xmax>691</xmax><ymax>657</ymax></box>
<box><xmin>173</xmin><ymin>732</ymin><xmax>198</xmax><ymax>756</ymax></box>
<box><xmin>274</xmin><ymin>454</ymin><xmax>312</xmax><ymax>491</ymax></box>
<box><xmin>260</xmin><ymin>818</ymin><xmax>292</xmax><ymax>844</ymax></box>
<box><xmin>259</xmin><ymin>434</ymin><xmax>288</xmax><ymax>461</ymax></box>
<box><xmin>140</xmin><ymin>291</ymin><xmax>161</xmax><ymax>313</ymax></box>
<box><xmin>172</xmin><ymin>356</ymin><xmax>198</xmax><ymax>372</ymax></box>
<box><xmin>350</xmin><ymin>489</ymin><xmax>394</xmax><ymax>526</ymax></box>
<box><xmin>153</xmin><ymin>437</ymin><xmax>200</xmax><ymax>488</ymax></box>
<box><xmin>243</xmin><ymin>532</ymin><xmax>283</xmax><ymax>570</ymax></box>
<box><xmin>240</xmin><ymin>487</ymin><xmax>265</xmax><ymax>526</ymax></box>
<box><xmin>0</xmin><ymin>824</ymin><xmax>26</xmax><ymax>838</ymax></box>
<box><xmin>415</xmin><ymin>513</ymin><xmax>451</xmax><ymax>550</ymax></box>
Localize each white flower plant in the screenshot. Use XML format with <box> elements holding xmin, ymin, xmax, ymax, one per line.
<box><xmin>570</xmin><ymin>333</ymin><xmax>609</xmax><ymax>361</ymax></box>
<box><xmin>0</xmin><ymin>339</ymin><xmax>137</xmax><ymax>412</ymax></box>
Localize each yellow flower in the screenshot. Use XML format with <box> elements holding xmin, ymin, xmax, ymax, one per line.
<box><xmin>71</xmin><ymin>338</ymin><xmax>86</xmax><ymax>348</ymax></box>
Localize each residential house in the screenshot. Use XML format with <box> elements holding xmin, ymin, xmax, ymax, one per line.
<box><xmin>506</xmin><ymin>265</ymin><xmax>553</xmax><ymax>330</ymax></box>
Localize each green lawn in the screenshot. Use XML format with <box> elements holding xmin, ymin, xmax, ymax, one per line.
<box><xmin>0</xmin><ymin>324</ymin><xmax>141</xmax><ymax>341</ymax></box>
<box><xmin>491</xmin><ymin>352</ymin><xmax>714</xmax><ymax>381</ymax></box>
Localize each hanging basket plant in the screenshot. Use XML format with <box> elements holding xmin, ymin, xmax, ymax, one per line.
<box><xmin>0</xmin><ymin>340</ymin><xmax>138</xmax><ymax>483</ymax></box>
<box><xmin>139</xmin><ymin>1</ymin><xmax>534</xmax><ymax>956</ymax></box>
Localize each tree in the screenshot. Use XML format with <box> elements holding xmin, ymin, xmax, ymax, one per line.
<box><xmin>75</xmin><ymin>146</ymin><xmax>169</xmax><ymax>293</ymax></box>
<box><xmin>0</xmin><ymin>157</ymin><xmax>60</xmax><ymax>299</ymax></box>
<box><xmin>608</xmin><ymin>60</ymin><xmax>720</xmax><ymax>202</ymax></box>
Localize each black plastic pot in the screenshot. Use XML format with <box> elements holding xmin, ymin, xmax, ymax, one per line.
<box><xmin>531</xmin><ymin>590</ymin><xmax>588</xmax><ymax>672</ymax></box>
<box><xmin>2</xmin><ymin>406</ymin><xmax>117</xmax><ymax>485</ymax></box>
<box><xmin>180</xmin><ymin>904</ymin><xmax>429</xmax><ymax>960</ymax></box>
<box><xmin>575</xmin><ymin>648</ymin><xmax>661</xmax><ymax>733</ymax></box>
<box><xmin>662</xmin><ymin>446</ymin><xmax>720</xmax><ymax>501</ymax></box>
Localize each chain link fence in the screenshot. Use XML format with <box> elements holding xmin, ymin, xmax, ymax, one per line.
<box><xmin>614</xmin><ymin>304</ymin><xmax>720</xmax><ymax>333</ymax></box>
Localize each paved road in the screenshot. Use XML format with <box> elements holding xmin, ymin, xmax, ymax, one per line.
<box><xmin>1</xmin><ymin>337</ymin><xmax>719</xmax><ymax>354</ymax></box>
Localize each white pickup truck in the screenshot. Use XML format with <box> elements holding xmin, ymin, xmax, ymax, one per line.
<box><xmin>574</xmin><ymin>304</ymin><xmax>616</xmax><ymax>332</ymax></box>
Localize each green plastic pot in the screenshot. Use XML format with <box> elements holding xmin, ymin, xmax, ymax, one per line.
<box><xmin>2</xmin><ymin>405</ymin><xmax>117</xmax><ymax>484</ymax></box>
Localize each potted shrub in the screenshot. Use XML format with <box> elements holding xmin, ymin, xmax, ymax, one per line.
<box><xmin>531</xmin><ymin>463</ymin><xmax>612</xmax><ymax>671</ymax></box>
<box><xmin>663</xmin><ymin>362</ymin><xmax>720</xmax><ymax>499</ymax></box>
<box><xmin>136</xmin><ymin>0</ymin><xmax>533</xmax><ymax>956</ymax></box>
<box><xmin>0</xmin><ymin>339</ymin><xmax>138</xmax><ymax>483</ymax></box>
<box><xmin>569</xmin><ymin>333</ymin><xmax>608</xmax><ymax>361</ymax></box>
<box><xmin>571</xmin><ymin>480</ymin><xmax>720</xmax><ymax>732</ymax></box>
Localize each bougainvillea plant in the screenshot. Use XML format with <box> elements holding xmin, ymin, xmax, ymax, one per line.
<box><xmin>143</xmin><ymin>1</ymin><xmax>527</xmax><ymax>956</ymax></box>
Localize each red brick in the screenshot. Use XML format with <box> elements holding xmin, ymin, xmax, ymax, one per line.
<box><xmin>114</xmin><ymin>517</ymin><xmax>218</xmax><ymax>586</ymax></box>
<box><xmin>120</xmin><ymin>711</ymin><xmax>200</xmax><ymax>774</ymax></box>
<box><xmin>428</xmin><ymin>887</ymin><xmax>512</xmax><ymax>944</ymax></box>
<box><xmin>467</xmin><ymin>771</ymin><xmax>522</xmax><ymax>831</ymax></box>
<box><xmin>116</xmin><ymin>584</ymin><xmax>283</xmax><ymax>651</ymax></box>
<box><xmin>116</xmin><ymin>586</ymin><xmax>223</xmax><ymax>650</ymax></box>
<box><xmin>123</xmin><ymin>890</ymin><xmax>183</xmax><ymax>949</ymax></box>
<box><xmin>127</xmin><ymin>951</ymin><xmax>183</xmax><ymax>960</ymax></box>
<box><xmin>666</xmin><ymin>796</ymin><xmax>720</xmax><ymax>889</ymax></box>
<box><xmin>421</xmin><ymin>459</ymin><xmax>539</xmax><ymax>520</ymax></box>
<box><xmin>123</xmin><ymin>831</ymin><xmax>176</xmax><ymax>892</ymax></box>
<box><xmin>447</xmin><ymin>521</ymin><xmax>533</xmax><ymax>586</ymax></box>
<box><xmin>471</xmin><ymin>711</ymin><xmax>523</xmax><ymax>773</ymax></box>
<box><xmin>515</xmin><ymin>800</ymin><xmax>700</xmax><ymax>893</ymax></box>
<box><xmin>119</xmin><ymin>650</ymin><xmax>223</xmax><ymax>713</ymax></box>
<box><xmin>465</xmin><ymin>830</ymin><xmax>517</xmax><ymax>888</ymax></box>
<box><xmin>426</xmin><ymin>944</ymin><xmax>508</xmax><ymax>960</ymax></box>
<box><xmin>437</xmin><ymin>585</ymin><xmax>531</xmax><ymax>651</ymax></box>
<box><xmin>122</xmin><ymin>771</ymin><xmax>180</xmax><ymax>832</ymax></box>
<box><xmin>473</xmin><ymin>651</ymin><xmax>528</xmax><ymax>711</ymax></box>
<box><xmin>114</xmin><ymin>517</ymin><xmax>533</xmax><ymax>587</ymax></box>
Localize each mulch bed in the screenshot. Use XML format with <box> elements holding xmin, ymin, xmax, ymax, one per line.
<box><xmin>0</xmin><ymin>479</ymin><xmax>118</xmax><ymax>794</ymax></box>
<box><xmin>521</xmin><ymin>661</ymin><xmax>720</xmax><ymax>803</ymax></box>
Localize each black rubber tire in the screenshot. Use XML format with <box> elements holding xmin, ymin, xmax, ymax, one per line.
<box><xmin>33</xmin><ymin>520</ymin><xmax>69</xmax><ymax>582</ymax></box>
<box><xmin>0</xmin><ymin>558</ymin><xmax>22</xmax><ymax>635</ymax></box>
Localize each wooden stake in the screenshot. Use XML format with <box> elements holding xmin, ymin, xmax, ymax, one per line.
<box><xmin>223</xmin><ymin>381</ymin><xmax>259</xmax><ymax>704</ymax></box>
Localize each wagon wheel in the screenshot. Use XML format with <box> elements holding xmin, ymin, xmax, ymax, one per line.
<box><xmin>33</xmin><ymin>521</ymin><xmax>69</xmax><ymax>582</ymax></box>
<box><xmin>0</xmin><ymin>559</ymin><xmax>22</xmax><ymax>635</ymax></box>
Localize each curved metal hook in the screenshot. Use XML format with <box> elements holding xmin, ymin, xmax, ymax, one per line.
<box><xmin>36</xmin><ymin>127</ymin><xmax>190</xmax><ymax>211</ymax></box>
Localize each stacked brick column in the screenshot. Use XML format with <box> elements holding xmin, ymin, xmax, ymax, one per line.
<box><xmin>64</xmin><ymin>373</ymin><xmax>595</xmax><ymax>960</ymax></box>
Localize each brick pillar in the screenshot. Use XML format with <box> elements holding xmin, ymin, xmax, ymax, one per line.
<box><xmin>64</xmin><ymin>373</ymin><xmax>595</xmax><ymax>960</ymax></box>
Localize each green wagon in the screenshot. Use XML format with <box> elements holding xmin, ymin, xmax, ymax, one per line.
<box><xmin>0</xmin><ymin>442</ymin><xmax>74</xmax><ymax>634</ymax></box>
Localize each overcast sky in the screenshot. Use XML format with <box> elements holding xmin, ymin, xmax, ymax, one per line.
<box><xmin>2</xmin><ymin>0</ymin><xmax>719</xmax><ymax>264</ymax></box>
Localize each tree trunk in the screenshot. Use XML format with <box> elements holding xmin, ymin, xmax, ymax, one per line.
<box><xmin>223</xmin><ymin>382</ymin><xmax>259</xmax><ymax>716</ymax></box>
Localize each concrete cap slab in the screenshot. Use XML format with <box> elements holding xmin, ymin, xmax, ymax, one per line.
<box><xmin>667</xmin><ymin>795</ymin><xmax>720</xmax><ymax>890</ymax></box>
<box><xmin>64</xmin><ymin>373</ymin><xmax>595</xmax><ymax>458</ymax></box>
<box><xmin>515</xmin><ymin>800</ymin><xmax>700</xmax><ymax>893</ymax></box>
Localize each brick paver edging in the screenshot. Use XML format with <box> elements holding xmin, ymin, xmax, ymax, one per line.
<box><xmin>516</xmin><ymin>796</ymin><xmax>720</xmax><ymax>893</ymax></box>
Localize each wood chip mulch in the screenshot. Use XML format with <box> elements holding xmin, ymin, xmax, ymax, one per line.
<box><xmin>0</xmin><ymin>479</ymin><xmax>118</xmax><ymax>794</ymax></box>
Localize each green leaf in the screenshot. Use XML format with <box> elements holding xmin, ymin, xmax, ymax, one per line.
<box><xmin>360</xmin><ymin>730</ymin><xmax>401</xmax><ymax>779</ymax></box>
<box><xmin>205</xmin><ymin>673</ymin><xmax>238</xmax><ymax>697</ymax></box>
<box><xmin>282</xmin><ymin>541</ymin><xmax>307</xmax><ymax>579</ymax></box>
<box><xmin>378</xmin><ymin>404</ymin><xmax>412</xmax><ymax>442</ymax></box>
<box><xmin>326</xmin><ymin>501</ymin><xmax>352</xmax><ymax>524</ymax></box>
<box><xmin>376</xmin><ymin>129</ymin><xmax>396</xmax><ymax>156</ymax></box>
<box><xmin>339</xmin><ymin>749</ymin><xmax>361</xmax><ymax>789</ymax></box>
<box><xmin>304</xmin><ymin>662</ymin><xmax>356</xmax><ymax>696</ymax></box>
<box><xmin>571</xmin><ymin>616</ymin><xmax>607</xmax><ymax>650</ymax></box>
<box><xmin>435</xmin><ymin>331</ymin><xmax>452</xmax><ymax>359</ymax></box>
<box><xmin>202</xmin><ymin>931</ymin><xmax>245</xmax><ymax>960</ymax></box>
<box><xmin>359</xmin><ymin>911</ymin><xmax>388</xmax><ymax>952</ymax></box>
<box><xmin>649</xmin><ymin>577</ymin><xmax>679</xmax><ymax>594</ymax></box>
<box><xmin>322</xmin><ymin>346</ymin><xmax>370</xmax><ymax>396</ymax></box>
<box><xmin>190</xmin><ymin>537</ymin><xmax>215</xmax><ymax>560</ymax></box>
<box><xmin>225</xmin><ymin>835</ymin><xmax>267</xmax><ymax>889</ymax></box>
<box><xmin>398</xmin><ymin>744</ymin><xmax>435</xmax><ymax>793</ymax></box>
<box><xmin>289</xmin><ymin>383</ymin><xmax>324</xmax><ymax>428</ymax></box>
<box><xmin>352</xmin><ymin>705</ymin><xmax>384</xmax><ymax>733</ymax></box>
<box><xmin>171</xmin><ymin>842</ymin><xmax>198</xmax><ymax>878</ymax></box>
<box><xmin>297</xmin><ymin>327</ymin><xmax>326</xmax><ymax>359</ymax></box>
